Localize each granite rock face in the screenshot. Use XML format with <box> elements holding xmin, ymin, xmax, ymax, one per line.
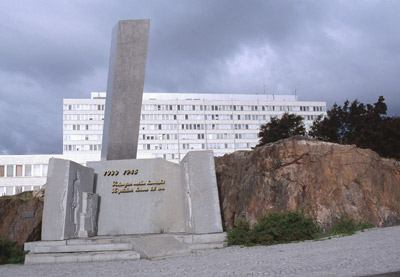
<box><xmin>215</xmin><ymin>136</ymin><xmax>400</xmax><ymax>230</ymax></box>
<box><xmin>0</xmin><ymin>192</ymin><xmax>44</xmax><ymax>245</ymax></box>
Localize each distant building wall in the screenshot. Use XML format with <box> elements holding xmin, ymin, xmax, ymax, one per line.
<box><xmin>63</xmin><ymin>92</ymin><xmax>327</xmax><ymax>162</ymax></box>
<box><xmin>1</xmin><ymin>92</ymin><xmax>327</xmax><ymax>195</ymax></box>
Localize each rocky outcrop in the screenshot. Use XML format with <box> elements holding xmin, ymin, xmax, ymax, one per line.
<box><xmin>215</xmin><ymin>136</ymin><xmax>400</xmax><ymax>231</ymax></box>
<box><xmin>0</xmin><ymin>191</ymin><xmax>44</xmax><ymax>246</ymax></box>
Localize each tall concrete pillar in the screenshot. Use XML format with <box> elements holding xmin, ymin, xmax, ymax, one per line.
<box><xmin>101</xmin><ymin>19</ymin><xmax>150</xmax><ymax>160</ymax></box>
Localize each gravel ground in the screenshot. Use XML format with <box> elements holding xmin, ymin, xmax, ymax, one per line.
<box><xmin>1</xmin><ymin>226</ymin><xmax>400</xmax><ymax>277</ymax></box>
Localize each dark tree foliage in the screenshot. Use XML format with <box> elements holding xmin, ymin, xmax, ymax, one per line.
<box><xmin>256</xmin><ymin>112</ymin><xmax>306</xmax><ymax>147</ymax></box>
<box><xmin>310</xmin><ymin>96</ymin><xmax>400</xmax><ymax>160</ymax></box>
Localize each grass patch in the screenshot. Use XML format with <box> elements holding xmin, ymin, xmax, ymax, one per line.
<box><xmin>0</xmin><ymin>238</ymin><xmax>28</xmax><ymax>264</ymax></box>
<box><xmin>327</xmin><ymin>215</ymin><xmax>374</xmax><ymax>236</ymax></box>
<box><xmin>227</xmin><ymin>211</ymin><xmax>320</xmax><ymax>246</ymax></box>
<box><xmin>227</xmin><ymin>212</ymin><xmax>375</xmax><ymax>246</ymax></box>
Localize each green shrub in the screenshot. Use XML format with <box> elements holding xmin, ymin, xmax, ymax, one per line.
<box><xmin>252</xmin><ymin>211</ymin><xmax>319</xmax><ymax>245</ymax></box>
<box><xmin>227</xmin><ymin>220</ymin><xmax>254</xmax><ymax>246</ymax></box>
<box><xmin>328</xmin><ymin>215</ymin><xmax>374</xmax><ymax>236</ymax></box>
<box><xmin>0</xmin><ymin>238</ymin><xmax>28</xmax><ymax>264</ymax></box>
<box><xmin>227</xmin><ymin>211</ymin><xmax>320</xmax><ymax>246</ymax></box>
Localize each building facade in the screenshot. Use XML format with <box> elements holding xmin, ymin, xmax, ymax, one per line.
<box><xmin>63</xmin><ymin>92</ymin><xmax>326</xmax><ymax>163</ymax></box>
<box><xmin>1</xmin><ymin>92</ymin><xmax>326</xmax><ymax>195</ymax></box>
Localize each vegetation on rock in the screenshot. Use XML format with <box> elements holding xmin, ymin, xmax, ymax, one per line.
<box><xmin>0</xmin><ymin>238</ymin><xmax>27</xmax><ymax>264</ymax></box>
<box><xmin>256</xmin><ymin>113</ymin><xmax>306</xmax><ymax>147</ymax></box>
<box><xmin>227</xmin><ymin>211</ymin><xmax>319</xmax><ymax>246</ymax></box>
<box><xmin>255</xmin><ymin>96</ymin><xmax>399</xmax><ymax>160</ymax></box>
<box><xmin>309</xmin><ymin>96</ymin><xmax>400</xmax><ymax>160</ymax></box>
<box><xmin>327</xmin><ymin>215</ymin><xmax>374</xmax><ymax>236</ymax></box>
<box><xmin>227</xmin><ymin>211</ymin><xmax>374</xmax><ymax>246</ymax></box>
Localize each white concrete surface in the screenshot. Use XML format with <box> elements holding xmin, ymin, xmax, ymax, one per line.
<box><xmin>4</xmin><ymin>226</ymin><xmax>400</xmax><ymax>276</ymax></box>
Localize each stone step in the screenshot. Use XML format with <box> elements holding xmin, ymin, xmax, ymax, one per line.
<box><xmin>25</xmin><ymin>250</ymin><xmax>140</xmax><ymax>264</ymax></box>
<box><xmin>31</xmin><ymin>242</ymin><xmax>133</xmax><ymax>254</ymax></box>
<box><xmin>130</xmin><ymin>236</ymin><xmax>192</xmax><ymax>260</ymax></box>
<box><xmin>66</xmin><ymin>237</ymin><xmax>131</xmax><ymax>245</ymax></box>
<box><xmin>25</xmin><ymin>240</ymin><xmax>66</xmax><ymax>252</ymax></box>
<box><xmin>189</xmin><ymin>242</ymin><xmax>228</xmax><ymax>250</ymax></box>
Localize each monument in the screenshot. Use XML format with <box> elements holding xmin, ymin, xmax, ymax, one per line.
<box><xmin>24</xmin><ymin>19</ymin><xmax>226</xmax><ymax>264</ymax></box>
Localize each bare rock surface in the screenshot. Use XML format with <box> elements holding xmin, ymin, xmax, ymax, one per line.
<box><xmin>215</xmin><ymin>136</ymin><xmax>400</xmax><ymax>230</ymax></box>
<box><xmin>0</xmin><ymin>191</ymin><xmax>43</xmax><ymax>245</ymax></box>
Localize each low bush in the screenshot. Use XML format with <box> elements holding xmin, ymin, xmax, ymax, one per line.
<box><xmin>227</xmin><ymin>212</ymin><xmax>375</xmax><ymax>246</ymax></box>
<box><xmin>328</xmin><ymin>215</ymin><xmax>374</xmax><ymax>236</ymax></box>
<box><xmin>227</xmin><ymin>211</ymin><xmax>319</xmax><ymax>246</ymax></box>
<box><xmin>226</xmin><ymin>220</ymin><xmax>254</xmax><ymax>246</ymax></box>
<box><xmin>0</xmin><ymin>238</ymin><xmax>27</xmax><ymax>264</ymax></box>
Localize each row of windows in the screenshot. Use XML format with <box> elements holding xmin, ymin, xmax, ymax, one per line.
<box><xmin>141</xmin><ymin>142</ymin><xmax>256</xmax><ymax>151</ymax></box>
<box><xmin>0</xmin><ymin>186</ymin><xmax>41</xmax><ymax>196</ymax></box>
<box><xmin>142</xmin><ymin>114</ymin><xmax>264</xmax><ymax>121</ymax></box>
<box><xmin>64</xmin><ymin>132</ymin><xmax>260</xmax><ymax>143</ymax></box>
<box><xmin>139</xmin><ymin>132</ymin><xmax>258</xmax><ymax>141</ymax></box>
<box><xmin>63</xmin><ymin>114</ymin><xmax>104</xmax><ymax>121</ymax></box>
<box><xmin>152</xmin><ymin>153</ymin><xmax>178</xmax><ymax>160</ymax></box>
<box><xmin>300</xmin><ymin>106</ymin><xmax>325</xmax><ymax>112</ymax></box>
<box><xmin>63</xmin><ymin>144</ymin><xmax>102</xmax><ymax>151</ymax></box>
<box><xmin>139</xmin><ymin>123</ymin><xmax>260</xmax><ymax>131</ymax></box>
<box><xmin>305</xmin><ymin>115</ymin><xmax>320</xmax><ymax>121</ymax></box>
<box><xmin>62</xmin><ymin>138</ymin><xmax>260</xmax><ymax>152</ymax></box>
<box><xmin>0</xmin><ymin>164</ymin><xmax>48</xmax><ymax>178</ymax></box>
<box><xmin>142</xmin><ymin>104</ymin><xmax>326</xmax><ymax>112</ymax></box>
<box><xmin>63</xmin><ymin>135</ymin><xmax>102</xmax><ymax>141</ymax></box>
<box><xmin>63</xmin><ymin>104</ymin><xmax>105</xmax><ymax>111</ymax></box>
<box><xmin>63</xmin><ymin>124</ymin><xmax>103</xmax><ymax>131</ymax></box>
<box><xmin>140</xmin><ymin>134</ymin><xmax>178</xmax><ymax>140</ymax></box>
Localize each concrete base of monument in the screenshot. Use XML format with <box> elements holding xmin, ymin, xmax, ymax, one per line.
<box><xmin>24</xmin><ymin>232</ymin><xmax>227</xmax><ymax>264</ymax></box>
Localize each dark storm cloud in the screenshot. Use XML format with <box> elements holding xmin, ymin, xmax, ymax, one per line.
<box><xmin>0</xmin><ymin>0</ymin><xmax>399</xmax><ymax>155</ymax></box>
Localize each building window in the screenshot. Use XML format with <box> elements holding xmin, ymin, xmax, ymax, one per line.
<box><xmin>16</xmin><ymin>165</ymin><xmax>23</xmax><ymax>177</ymax></box>
<box><xmin>6</xmin><ymin>187</ymin><xmax>13</xmax><ymax>195</ymax></box>
<box><xmin>33</xmin><ymin>165</ymin><xmax>41</xmax><ymax>177</ymax></box>
<box><xmin>23</xmin><ymin>186</ymin><xmax>32</xmax><ymax>192</ymax></box>
<box><xmin>6</xmin><ymin>165</ymin><xmax>13</xmax><ymax>177</ymax></box>
<box><xmin>0</xmin><ymin>166</ymin><xmax>4</xmax><ymax>177</ymax></box>
<box><xmin>42</xmin><ymin>165</ymin><xmax>48</xmax><ymax>176</ymax></box>
<box><xmin>15</xmin><ymin>186</ymin><xmax>22</xmax><ymax>194</ymax></box>
<box><xmin>25</xmin><ymin>165</ymin><xmax>32</xmax><ymax>177</ymax></box>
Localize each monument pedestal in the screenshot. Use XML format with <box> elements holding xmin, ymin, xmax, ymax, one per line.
<box><xmin>24</xmin><ymin>232</ymin><xmax>227</xmax><ymax>264</ymax></box>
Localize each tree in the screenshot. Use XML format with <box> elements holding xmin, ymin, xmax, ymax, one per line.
<box><xmin>256</xmin><ymin>113</ymin><xmax>306</xmax><ymax>147</ymax></box>
<box><xmin>310</xmin><ymin>96</ymin><xmax>400</xmax><ymax>160</ymax></box>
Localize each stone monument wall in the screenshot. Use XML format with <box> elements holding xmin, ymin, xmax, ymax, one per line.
<box><xmin>42</xmin><ymin>158</ymin><xmax>94</xmax><ymax>240</ymax></box>
<box><xmin>87</xmin><ymin>158</ymin><xmax>185</xmax><ymax>235</ymax></box>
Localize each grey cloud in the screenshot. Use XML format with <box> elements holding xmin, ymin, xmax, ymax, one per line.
<box><xmin>0</xmin><ymin>0</ymin><xmax>399</xmax><ymax>155</ymax></box>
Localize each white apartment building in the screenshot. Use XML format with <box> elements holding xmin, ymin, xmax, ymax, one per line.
<box><xmin>63</xmin><ymin>92</ymin><xmax>326</xmax><ymax>163</ymax></box>
<box><xmin>1</xmin><ymin>92</ymin><xmax>326</xmax><ymax>195</ymax></box>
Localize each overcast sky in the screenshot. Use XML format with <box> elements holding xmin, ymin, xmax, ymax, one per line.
<box><xmin>1</xmin><ymin>0</ymin><xmax>399</xmax><ymax>155</ymax></box>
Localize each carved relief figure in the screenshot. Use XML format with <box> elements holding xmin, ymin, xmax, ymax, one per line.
<box><xmin>70</xmin><ymin>170</ymin><xmax>81</xmax><ymax>236</ymax></box>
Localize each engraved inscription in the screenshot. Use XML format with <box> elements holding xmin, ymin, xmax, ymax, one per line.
<box><xmin>106</xmin><ymin>169</ymin><xmax>166</xmax><ymax>194</ymax></box>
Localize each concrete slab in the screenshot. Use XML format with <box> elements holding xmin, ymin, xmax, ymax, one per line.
<box><xmin>24</xmin><ymin>240</ymin><xmax>66</xmax><ymax>252</ymax></box>
<box><xmin>67</xmin><ymin>237</ymin><xmax>131</xmax><ymax>245</ymax></box>
<box><xmin>32</xmin><ymin>243</ymin><xmax>133</xmax><ymax>253</ymax></box>
<box><xmin>173</xmin><ymin>232</ymin><xmax>227</xmax><ymax>244</ymax></box>
<box><xmin>130</xmin><ymin>236</ymin><xmax>191</xmax><ymax>260</ymax></box>
<box><xmin>188</xmin><ymin>242</ymin><xmax>228</xmax><ymax>250</ymax></box>
<box><xmin>24</xmin><ymin>250</ymin><xmax>140</xmax><ymax>264</ymax></box>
